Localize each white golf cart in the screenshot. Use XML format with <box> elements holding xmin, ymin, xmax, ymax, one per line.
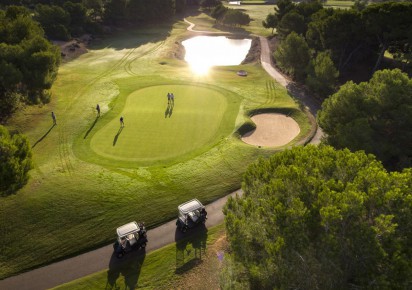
<box><xmin>176</xmin><ymin>199</ymin><xmax>207</xmax><ymax>233</ymax></box>
<box><xmin>113</xmin><ymin>221</ymin><xmax>147</xmax><ymax>258</ymax></box>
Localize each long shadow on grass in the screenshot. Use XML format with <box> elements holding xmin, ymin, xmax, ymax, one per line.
<box><xmin>84</xmin><ymin>116</ymin><xmax>99</xmax><ymax>139</ymax></box>
<box><xmin>113</xmin><ymin>127</ymin><xmax>123</xmax><ymax>146</ymax></box>
<box><xmin>175</xmin><ymin>225</ymin><xmax>208</xmax><ymax>274</ymax></box>
<box><xmin>106</xmin><ymin>248</ymin><xmax>146</xmax><ymax>290</ymax></box>
<box><xmin>89</xmin><ymin>26</ymin><xmax>173</xmax><ymax>50</ymax></box>
<box><xmin>165</xmin><ymin>102</ymin><xmax>174</xmax><ymax>118</ymax></box>
<box><xmin>32</xmin><ymin>124</ymin><xmax>56</xmax><ymax>148</ymax></box>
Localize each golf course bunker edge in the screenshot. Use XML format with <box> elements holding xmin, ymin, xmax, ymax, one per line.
<box><xmin>90</xmin><ymin>84</ymin><xmax>239</xmax><ymax>163</ymax></box>
<box><xmin>241</xmin><ymin>113</ymin><xmax>300</xmax><ymax>147</ymax></box>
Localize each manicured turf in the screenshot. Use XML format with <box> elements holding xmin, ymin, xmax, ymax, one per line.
<box><xmin>0</xmin><ymin>10</ymin><xmax>312</xmax><ymax>280</ymax></box>
<box><xmin>89</xmin><ymin>84</ymin><xmax>239</xmax><ymax>165</ymax></box>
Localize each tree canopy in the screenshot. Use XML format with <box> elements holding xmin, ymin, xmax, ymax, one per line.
<box><xmin>265</xmin><ymin>1</ymin><xmax>412</xmax><ymax>96</ymax></box>
<box><xmin>274</xmin><ymin>31</ymin><xmax>310</xmax><ymax>81</ymax></box>
<box><xmin>223</xmin><ymin>145</ymin><xmax>412</xmax><ymax>289</ymax></box>
<box><xmin>318</xmin><ymin>69</ymin><xmax>412</xmax><ymax>170</ymax></box>
<box><xmin>0</xmin><ymin>125</ymin><xmax>33</xmax><ymax>196</ymax></box>
<box><xmin>0</xmin><ymin>6</ymin><xmax>60</xmax><ymax>119</ymax></box>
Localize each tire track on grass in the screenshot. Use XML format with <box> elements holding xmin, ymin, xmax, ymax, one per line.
<box><xmin>63</xmin><ymin>45</ymin><xmax>140</xmax><ymax>114</ymax></box>
<box><xmin>124</xmin><ymin>41</ymin><xmax>165</xmax><ymax>76</ymax></box>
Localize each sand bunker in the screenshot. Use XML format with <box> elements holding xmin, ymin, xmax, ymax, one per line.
<box><xmin>241</xmin><ymin>113</ymin><xmax>300</xmax><ymax>147</ymax></box>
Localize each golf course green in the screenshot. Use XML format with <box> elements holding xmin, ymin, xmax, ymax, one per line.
<box><xmin>90</xmin><ymin>85</ymin><xmax>238</xmax><ymax>163</ymax></box>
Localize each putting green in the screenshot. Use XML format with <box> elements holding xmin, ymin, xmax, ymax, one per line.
<box><xmin>90</xmin><ymin>85</ymin><xmax>232</xmax><ymax>162</ymax></box>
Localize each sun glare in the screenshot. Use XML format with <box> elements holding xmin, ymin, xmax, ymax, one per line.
<box><xmin>190</xmin><ymin>61</ymin><xmax>210</xmax><ymax>75</ymax></box>
<box><xmin>182</xmin><ymin>36</ymin><xmax>251</xmax><ymax>75</ymax></box>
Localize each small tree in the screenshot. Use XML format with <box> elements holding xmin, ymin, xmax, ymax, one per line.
<box><xmin>0</xmin><ymin>125</ymin><xmax>33</xmax><ymax>196</ymax></box>
<box><xmin>262</xmin><ymin>13</ymin><xmax>277</xmax><ymax>35</ymax></box>
<box><xmin>274</xmin><ymin>31</ymin><xmax>310</xmax><ymax>81</ymax></box>
<box><xmin>306</xmin><ymin>51</ymin><xmax>339</xmax><ymax>98</ymax></box>
<box><xmin>277</xmin><ymin>11</ymin><xmax>305</xmax><ymax>39</ymax></box>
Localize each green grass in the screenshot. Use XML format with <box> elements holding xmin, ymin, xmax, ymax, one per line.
<box><xmin>53</xmin><ymin>225</ymin><xmax>225</xmax><ymax>290</ymax></box>
<box><xmin>323</xmin><ymin>0</ymin><xmax>354</xmax><ymax>9</ymax></box>
<box><xmin>0</xmin><ymin>10</ymin><xmax>311</xmax><ymax>279</ymax></box>
<box><xmin>224</xmin><ymin>4</ymin><xmax>277</xmax><ymax>36</ymax></box>
<box><xmin>80</xmin><ymin>82</ymin><xmax>240</xmax><ymax>166</ymax></box>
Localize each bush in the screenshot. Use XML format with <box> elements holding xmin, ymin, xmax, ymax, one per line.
<box><xmin>0</xmin><ymin>125</ymin><xmax>33</xmax><ymax>196</ymax></box>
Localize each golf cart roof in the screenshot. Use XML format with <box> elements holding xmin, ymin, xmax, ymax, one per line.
<box><xmin>178</xmin><ymin>199</ymin><xmax>204</xmax><ymax>214</ymax></box>
<box><xmin>116</xmin><ymin>221</ymin><xmax>140</xmax><ymax>237</ymax></box>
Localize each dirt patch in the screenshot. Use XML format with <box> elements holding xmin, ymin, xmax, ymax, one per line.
<box><xmin>53</xmin><ymin>35</ymin><xmax>92</xmax><ymax>62</ymax></box>
<box><xmin>241</xmin><ymin>36</ymin><xmax>260</xmax><ymax>64</ymax></box>
<box><xmin>170</xmin><ymin>41</ymin><xmax>186</xmax><ymax>60</ymax></box>
<box><xmin>241</xmin><ymin>113</ymin><xmax>300</xmax><ymax>147</ymax></box>
<box><xmin>173</xmin><ymin>234</ymin><xmax>228</xmax><ymax>290</ymax></box>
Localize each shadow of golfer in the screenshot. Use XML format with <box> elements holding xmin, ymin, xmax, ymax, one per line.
<box><xmin>84</xmin><ymin>116</ymin><xmax>99</xmax><ymax>139</ymax></box>
<box><xmin>165</xmin><ymin>103</ymin><xmax>174</xmax><ymax>118</ymax></box>
<box><xmin>32</xmin><ymin>124</ymin><xmax>56</xmax><ymax>148</ymax></box>
<box><xmin>113</xmin><ymin>127</ymin><xmax>123</xmax><ymax>146</ymax></box>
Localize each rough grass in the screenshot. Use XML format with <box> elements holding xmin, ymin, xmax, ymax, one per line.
<box><xmin>0</xmin><ymin>11</ymin><xmax>311</xmax><ymax>279</ymax></box>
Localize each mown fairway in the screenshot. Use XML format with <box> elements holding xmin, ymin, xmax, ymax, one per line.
<box><xmin>0</xmin><ymin>13</ymin><xmax>311</xmax><ymax>279</ymax></box>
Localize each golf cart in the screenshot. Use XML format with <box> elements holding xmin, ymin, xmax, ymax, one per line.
<box><xmin>113</xmin><ymin>221</ymin><xmax>147</xmax><ymax>258</ymax></box>
<box><xmin>176</xmin><ymin>199</ymin><xmax>207</xmax><ymax>232</ymax></box>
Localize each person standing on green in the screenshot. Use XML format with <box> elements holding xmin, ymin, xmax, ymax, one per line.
<box><xmin>120</xmin><ymin>116</ymin><xmax>124</xmax><ymax>127</ymax></box>
<box><xmin>51</xmin><ymin>112</ymin><xmax>57</xmax><ymax>125</ymax></box>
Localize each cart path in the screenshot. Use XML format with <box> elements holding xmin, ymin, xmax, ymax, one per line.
<box><xmin>0</xmin><ymin>190</ymin><xmax>242</xmax><ymax>290</ymax></box>
<box><xmin>1</xmin><ymin>21</ymin><xmax>324</xmax><ymax>290</ymax></box>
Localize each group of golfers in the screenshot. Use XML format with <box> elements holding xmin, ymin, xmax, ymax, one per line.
<box><xmin>51</xmin><ymin>92</ymin><xmax>177</xmax><ymax>127</ymax></box>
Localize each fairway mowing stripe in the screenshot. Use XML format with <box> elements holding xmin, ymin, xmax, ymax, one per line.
<box><xmin>124</xmin><ymin>41</ymin><xmax>165</xmax><ymax>76</ymax></box>
<box><xmin>62</xmin><ymin>45</ymin><xmax>141</xmax><ymax>114</ymax></box>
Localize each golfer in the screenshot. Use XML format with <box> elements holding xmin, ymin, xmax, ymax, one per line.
<box><xmin>96</xmin><ymin>104</ymin><xmax>100</xmax><ymax>116</ymax></box>
<box><xmin>167</xmin><ymin>93</ymin><xmax>171</xmax><ymax>104</ymax></box>
<box><xmin>120</xmin><ymin>116</ymin><xmax>124</xmax><ymax>127</ymax></box>
<box><xmin>51</xmin><ymin>112</ymin><xmax>57</xmax><ymax>125</ymax></box>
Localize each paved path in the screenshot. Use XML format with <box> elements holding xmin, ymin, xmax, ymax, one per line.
<box><xmin>1</xmin><ymin>19</ymin><xmax>324</xmax><ymax>290</ymax></box>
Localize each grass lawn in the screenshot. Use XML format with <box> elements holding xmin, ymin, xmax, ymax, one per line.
<box><xmin>83</xmin><ymin>83</ymin><xmax>239</xmax><ymax>166</ymax></box>
<box><xmin>323</xmin><ymin>0</ymin><xmax>354</xmax><ymax>9</ymax></box>
<box><xmin>224</xmin><ymin>4</ymin><xmax>276</xmax><ymax>36</ymax></box>
<box><xmin>52</xmin><ymin>225</ymin><xmax>225</xmax><ymax>290</ymax></box>
<box><xmin>0</xmin><ymin>9</ymin><xmax>311</xmax><ymax>280</ymax></box>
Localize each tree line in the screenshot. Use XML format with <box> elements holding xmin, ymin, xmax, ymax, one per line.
<box><xmin>264</xmin><ymin>0</ymin><xmax>412</xmax><ymax>98</ymax></box>
<box><xmin>223</xmin><ymin>3</ymin><xmax>412</xmax><ymax>287</ymax></box>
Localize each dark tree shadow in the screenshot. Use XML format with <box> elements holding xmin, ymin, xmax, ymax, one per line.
<box><xmin>84</xmin><ymin>116</ymin><xmax>100</xmax><ymax>139</ymax></box>
<box><xmin>32</xmin><ymin>124</ymin><xmax>56</xmax><ymax>148</ymax></box>
<box><xmin>106</xmin><ymin>248</ymin><xmax>146</xmax><ymax>290</ymax></box>
<box><xmin>175</xmin><ymin>225</ymin><xmax>208</xmax><ymax>274</ymax></box>
<box><xmin>113</xmin><ymin>127</ymin><xmax>123</xmax><ymax>146</ymax></box>
<box><xmin>286</xmin><ymin>82</ymin><xmax>322</xmax><ymax>117</ymax></box>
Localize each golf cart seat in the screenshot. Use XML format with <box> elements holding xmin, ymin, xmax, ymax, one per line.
<box><xmin>127</xmin><ymin>234</ymin><xmax>137</xmax><ymax>246</ymax></box>
<box><xmin>188</xmin><ymin>210</ymin><xmax>199</xmax><ymax>222</ymax></box>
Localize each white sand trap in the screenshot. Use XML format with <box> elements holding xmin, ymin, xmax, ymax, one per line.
<box><xmin>241</xmin><ymin>113</ymin><xmax>300</xmax><ymax>147</ymax></box>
